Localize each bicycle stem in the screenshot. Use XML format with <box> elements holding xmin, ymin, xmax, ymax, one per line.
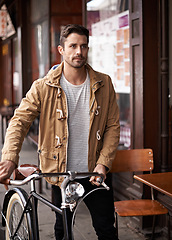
<box><xmin>61</xmin><ymin>172</ymin><xmax>77</xmax><ymax>207</ymax></box>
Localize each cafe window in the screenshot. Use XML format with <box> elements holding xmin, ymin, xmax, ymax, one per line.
<box><xmin>30</xmin><ymin>0</ymin><xmax>49</xmax><ymax>81</ymax></box>
<box><xmin>87</xmin><ymin>0</ymin><xmax>130</xmax><ymax>149</ymax></box>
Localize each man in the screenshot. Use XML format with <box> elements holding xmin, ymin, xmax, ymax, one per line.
<box><xmin>0</xmin><ymin>24</ymin><xmax>120</xmax><ymax>239</ymax></box>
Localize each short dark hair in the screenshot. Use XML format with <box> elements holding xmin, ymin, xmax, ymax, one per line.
<box><xmin>60</xmin><ymin>24</ymin><xmax>89</xmax><ymax>47</ymax></box>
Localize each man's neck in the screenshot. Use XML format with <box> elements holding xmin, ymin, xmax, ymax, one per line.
<box><xmin>63</xmin><ymin>63</ymin><xmax>87</xmax><ymax>85</ymax></box>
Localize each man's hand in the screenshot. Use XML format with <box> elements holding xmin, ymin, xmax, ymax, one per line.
<box><xmin>89</xmin><ymin>164</ymin><xmax>107</xmax><ymax>186</ymax></box>
<box><xmin>0</xmin><ymin>161</ymin><xmax>16</xmax><ymax>189</ymax></box>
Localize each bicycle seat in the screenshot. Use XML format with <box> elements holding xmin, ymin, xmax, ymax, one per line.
<box><xmin>13</xmin><ymin>164</ymin><xmax>41</xmax><ymax>180</ymax></box>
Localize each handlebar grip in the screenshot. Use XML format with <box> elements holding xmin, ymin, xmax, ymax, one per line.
<box><xmin>101</xmin><ymin>182</ymin><xmax>110</xmax><ymax>191</ymax></box>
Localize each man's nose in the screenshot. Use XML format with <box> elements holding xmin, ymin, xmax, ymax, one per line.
<box><xmin>76</xmin><ymin>46</ymin><xmax>82</xmax><ymax>55</ymax></box>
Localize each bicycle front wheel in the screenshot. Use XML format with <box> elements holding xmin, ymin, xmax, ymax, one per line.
<box><xmin>5</xmin><ymin>192</ymin><xmax>33</xmax><ymax>240</ymax></box>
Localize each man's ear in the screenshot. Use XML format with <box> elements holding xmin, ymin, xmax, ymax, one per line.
<box><xmin>58</xmin><ymin>45</ymin><xmax>64</xmax><ymax>55</ymax></box>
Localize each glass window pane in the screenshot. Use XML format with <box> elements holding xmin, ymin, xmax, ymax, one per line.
<box><xmin>31</xmin><ymin>20</ymin><xmax>49</xmax><ymax>80</ymax></box>
<box><xmin>30</xmin><ymin>0</ymin><xmax>49</xmax><ymax>81</ymax></box>
<box><xmin>31</xmin><ymin>0</ymin><xmax>49</xmax><ymax>23</ymax></box>
<box><xmin>87</xmin><ymin>0</ymin><xmax>131</xmax><ymax>149</ymax></box>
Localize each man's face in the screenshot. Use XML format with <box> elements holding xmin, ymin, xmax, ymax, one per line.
<box><xmin>58</xmin><ymin>33</ymin><xmax>89</xmax><ymax>69</ymax></box>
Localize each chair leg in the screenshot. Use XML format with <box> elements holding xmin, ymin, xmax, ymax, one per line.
<box><xmin>115</xmin><ymin>212</ymin><xmax>118</xmax><ymax>238</ymax></box>
<box><xmin>151</xmin><ymin>215</ymin><xmax>156</xmax><ymax>240</ymax></box>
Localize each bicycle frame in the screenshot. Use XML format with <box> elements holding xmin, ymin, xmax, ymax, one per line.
<box><xmin>26</xmin><ymin>179</ymin><xmax>68</xmax><ymax>240</ymax></box>
<box><xmin>30</xmin><ymin>178</ymin><xmax>72</xmax><ymax>240</ymax></box>
<box><xmin>2</xmin><ymin>171</ymin><xmax>107</xmax><ymax>240</ymax></box>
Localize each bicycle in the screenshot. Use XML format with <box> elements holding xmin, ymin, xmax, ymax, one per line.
<box><xmin>1</xmin><ymin>164</ymin><xmax>109</xmax><ymax>240</ymax></box>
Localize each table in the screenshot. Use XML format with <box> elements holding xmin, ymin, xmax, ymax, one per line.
<box><xmin>134</xmin><ymin>172</ymin><xmax>172</xmax><ymax>198</ymax></box>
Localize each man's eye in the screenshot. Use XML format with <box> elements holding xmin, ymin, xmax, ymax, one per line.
<box><xmin>71</xmin><ymin>45</ymin><xmax>76</xmax><ymax>48</ymax></box>
<box><xmin>81</xmin><ymin>45</ymin><xmax>87</xmax><ymax>49</ymax></box>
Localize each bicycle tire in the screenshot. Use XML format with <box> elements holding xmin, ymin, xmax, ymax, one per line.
<box><xmin>5</xmin><ymin>192</ymin><xmax>33</xmax><ymax>240</ymax></box>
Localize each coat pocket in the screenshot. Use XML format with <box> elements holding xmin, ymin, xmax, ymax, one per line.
<box><xmin>38</xmin><ymin>150</ymin><xmax>59</xmax><ymax>184</ymax></box>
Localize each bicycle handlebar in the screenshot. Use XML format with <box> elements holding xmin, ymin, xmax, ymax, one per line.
<box><xmin>1</xmin><ymin>171</ymin><xmax>106</xmax><ymax>187</ymax></box>
<box><xmin>1</xmin><ymin>173</ymin><xmax>41</xmax><ymax>186</ymax></box>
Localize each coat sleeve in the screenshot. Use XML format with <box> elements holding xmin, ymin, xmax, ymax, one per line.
<box><xmin>96</xmin><ymin>78</ymin><xmax>120</xmax><ymax>171</ymax></box>
<box><xmin>1</xmin><ymin>80</ymin><xmax>42</xmax><ymax>165</ymax></box>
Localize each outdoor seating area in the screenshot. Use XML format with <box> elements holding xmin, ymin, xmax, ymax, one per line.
<box><xmin>111</xmin><ymin>149</ymin><xmax>171</xmax><ymax>240</ymax></box>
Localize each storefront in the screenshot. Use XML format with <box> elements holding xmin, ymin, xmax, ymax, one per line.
<box><xmin>0</xmin><ymin>0</ymin><xmax>171</xmax><ymax>237</ymax></box>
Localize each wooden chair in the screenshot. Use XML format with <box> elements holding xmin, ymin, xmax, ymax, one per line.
<box><xmin>111</xmin><ymin>149</ymin><xmax>169</xmax><ymax>239</ymax></box>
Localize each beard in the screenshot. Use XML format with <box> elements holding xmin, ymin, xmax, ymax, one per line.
<box><xmin>65</xmin><ymin>55</ymin><xmax>87</xmax><ymax>69</ymax></box>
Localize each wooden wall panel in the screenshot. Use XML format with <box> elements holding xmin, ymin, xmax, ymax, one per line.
<box><xmin>51</xmin><ymin>0</ymin><xmax>82</xmax><ymax>14</ymax></box>
<box><xmin>50</xmin><ymin>0</ymin><xmax>83</xmax><ymax>66</ymax></box>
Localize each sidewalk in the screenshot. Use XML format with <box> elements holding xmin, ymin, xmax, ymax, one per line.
<box><xmin>0</xmin><ymin>130</ymin><xmax>166</xmax><ymax>239</ymax></box>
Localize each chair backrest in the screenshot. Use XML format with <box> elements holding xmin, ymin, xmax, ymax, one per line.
<box><xmin>110</xmin><ymin>149</ymin><xmax>153</xmax><ymax>173</ymax></box>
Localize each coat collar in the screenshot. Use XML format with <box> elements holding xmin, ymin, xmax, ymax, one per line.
<box><xmin>45</xmin><ymin>62</ymin><xmax>63</xmax><ymax>87</ymax></box>
<box><xmin>45</xmin><ymin>62</ymin><xmax>104</xmax><ymax>91</ymax></box>
<box><xmin>86</xmin><ymin>64</ymin><xmax>104</xmax><ymax>92</ymax></box>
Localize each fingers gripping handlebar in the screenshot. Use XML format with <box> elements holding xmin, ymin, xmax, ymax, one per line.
<box><xmin>0</xmin><ymin>164</ymin><xmax>110</xmax><ymax>191</ymax></box>
<box><xmin>1</xmin><ymin>179</ymin><xmax>11</xmax><ymax>185</ymax></box>
<box><xmin>0</xmin><ymin>164</ymin><xmax>41</xmax><ymax>188</ymax></box>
